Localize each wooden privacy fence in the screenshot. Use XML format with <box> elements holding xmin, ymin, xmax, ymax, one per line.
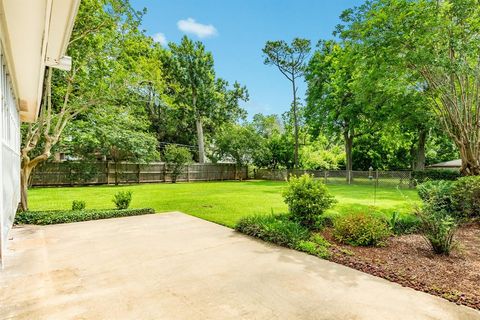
<box><xmin>31</xmin><ymin>162</ymin><xmax>248</xmax><ymax>186</ymax></box>
<box><xmin>254</xmin><ymin>168</ymin><xmax>413</xmax><ymax>188</ymax></box>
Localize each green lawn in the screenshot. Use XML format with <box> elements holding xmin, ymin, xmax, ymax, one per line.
<box><xmin>28</xmin><ymin>180</ymin><xmax>419</xmax><ymax>227</ymax></box>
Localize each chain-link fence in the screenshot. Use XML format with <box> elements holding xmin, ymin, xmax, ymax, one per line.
<box><xmin>254</xmin><ymin>169</ymin><xmax>413</xmax><ymax>188</ymax></box>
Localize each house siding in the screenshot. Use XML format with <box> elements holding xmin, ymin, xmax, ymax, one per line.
<box><xmin>0</xmin><ymin>40</ymin><xmax>21</xmax><ymax>262</ymax></box>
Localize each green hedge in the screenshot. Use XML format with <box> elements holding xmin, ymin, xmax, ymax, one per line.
<box><xmin>15</xmin><ymin>208</ymin><xmax>155</xmax><ymax>225</ymax></box>
<box><xmin>412</xmin><ymin>169</ymin><xmax>461</xmax><ymax>184</ymax></box>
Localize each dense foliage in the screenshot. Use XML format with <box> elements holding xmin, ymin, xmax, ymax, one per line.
<box><xmin>333</xmin><ymin>212</ymin><xmax>391</xmax><ymax>247</ymax></box>
<box><xmin>412</xmin><ymin>170</ymin><xmax>461</xmax><ymax>184</ymax></box>
<box><xmin>417</xmin><ymin>176</ymin><xmax>480</xmax><ymax>220</ymax></box>
<box><xmin>337</xmin><ymin>0</ymin><xmax>478</xmax><ymax>174</ymax></box>
<box><xmin>235</xmin><ymin>214</ymin><xmax>310</xmax><ymax>248</ymax></box>
<box><xmin>417</xmin><ymin>180</ymin><xmax>455</xmax><ymax>213</ymax></box>
<box><xmin>235</xmin><ymin>214</ymin><xmax>332</xmax><ymax>258</ymax></box>
<box><xmin>451</xmin><ymin>176</ymin><xmax>480</xmax><ymax>219</ymax></box>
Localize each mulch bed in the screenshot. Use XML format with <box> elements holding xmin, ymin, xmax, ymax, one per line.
<box><xmin>321</xmin><ymin>223</ymin><xmax>480</xmax><ymax>310</ymax></box>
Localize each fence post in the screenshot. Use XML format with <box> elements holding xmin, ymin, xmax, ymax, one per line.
<box><xmin>375</xmin><ymin>169</ymin><xmax>379</xmax><ymax>187</ymax></box>
<box><xmin>137</xmin><ymin>163</ymin><xmax>141</xmax><ymax>184</ymax></box>
<box><xmin>163</xmin><ymin>163</ymin><xmax>167</xmax><ymax>183</ymax></box>
<box><xmin>187</xmin><ymin>165</ymin><xmax>190</xmax><ymax>182</ymax></box>
<box><xmin>324</xmin><ymin>171</ymin><xmax>328</xmax><ymax>184</ymax></box>
<box><xmin>106</xmin><ymin>161</ymin><xmax>110</xmax><ymax>185</ymax></box>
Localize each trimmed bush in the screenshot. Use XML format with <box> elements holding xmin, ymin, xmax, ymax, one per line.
<box><xmin>113</xmin><ymin>191</ymin><xmax>132</xmax><ymax>210</ymax></box>
<box><xmin>451</xmin><ymin>176</ymin><xmax>480</xmax><ymax>219</ymax></box>
<box><xmin>235</xmin><ymin>214</ymin><xmax>309</xmax><ymax>248</ymax></box>
<box><xmin>412</xmin><ymin>170</ymin><xmax>461</xmax><ymax>184</ymax></box>
<box><xmin>416</xmin><ymin>207</ymin><xmax>458</xmax><ymax>255</ymax></box>
<box><xmin>71</xmin><ymin>200</ymin><xmax>86</xmax><ymax>211</ymax></box>
<box><xmin>388</xmin><ymin>212</ymin><xmax>421</xmax><ymax>235</ymax></box>
<box><xmin>15</xmin><ymin>208</ymin><xmax>155</xmax><ymax>225</ymax></box>
<box><xmin>333</xmin><ymin>212</ymin><xmax>391</xmax><ymax>247</ymax></box>
<box><xmin>282</xmin><ymin>174</ymin><xmax>336</xmax><ymax>228</ymax></box>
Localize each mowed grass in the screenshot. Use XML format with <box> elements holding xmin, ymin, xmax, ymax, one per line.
<box><xmin>28</xmin><ymin>180</ymin><xmax>419</xmax><ymax>227</ymax></box>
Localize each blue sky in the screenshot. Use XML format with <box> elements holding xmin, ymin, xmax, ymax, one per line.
<box><xmin>131</xmin><ymin>0</ymin><xmax>365</xmax><ymax>118</ymax></box>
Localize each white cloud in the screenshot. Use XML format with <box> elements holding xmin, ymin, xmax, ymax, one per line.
<box><xmin>177</xmin><ymin>18</ymin><xmax>217</xmax><ymax>38</ymax></box>
<box><xmin>152</xmin><ymin>32</ymin><xmax>167</xmax><ymax>46</ymax></box>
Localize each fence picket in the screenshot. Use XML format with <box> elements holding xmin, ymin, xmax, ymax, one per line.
<box><xmin>31</xmin><ymin>162</ymin><xmax>247</xmax><ymax>186</ymax></box>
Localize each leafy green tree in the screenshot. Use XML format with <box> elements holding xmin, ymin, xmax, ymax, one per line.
<box><xmin>213</xmin><ymin>124</ymin><xmax>261</xmax><ymax>165</ymax></box>
<box><xmin>305</xmin><ymin>41</ymin><xmax>386</xmax><ymax>173</ymax></box>
<box><xmin>168</xmin><ymin>36</ymin><xmax>213</xmax><ymax>163</ymax></box>
<box><xmin>169</xmin><ymin>36</ymin><xmax>248</xmax><ymax>163</ymax></box>
<box><xmin>163</xmin><ymin>145</ymin><xmax>192</xmax><ymax>183</ymax></box>
<box><xmin>338</xmin><ymin>0</ymin><xmax>480</xmax><ymax>175</ymax></box>
<box><xmin>250</xmin><ymin>113</ymin><xmax>295</xmax><ymax>169</ymax></box>
<box><xmin>299</xmin><ymin>135</ymin><xmax>344</xmax><ymax>170</ymax></box>
<box><xmin>65</xmin><ymin>105</ymin><xmax>159</xmax><ymax>185</ymax></box>
<box><xmin>251</xmin><ymin>113</ymin><xmax>283</xmax><ymax>138</ymax></box>
<box><xmin>20</xmin><ymin>0</ymin><xmax>144</xmax><ymax>209</ymax></box>
<box><xmin>263</xmin><ymin>38</ymin><xmax>311</xmax><ymax>168</ymax></box>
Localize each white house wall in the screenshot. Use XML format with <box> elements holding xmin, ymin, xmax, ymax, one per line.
<box><xmin>0</xmin><ymin>40</ymin><xmax>20</xmax><ymax>261</ymax></box>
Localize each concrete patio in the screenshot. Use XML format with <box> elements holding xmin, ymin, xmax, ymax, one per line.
<box><xmin>1</xmin><ymin>212</ymin><xmax>479</xmax><ymax>320</ymax></box>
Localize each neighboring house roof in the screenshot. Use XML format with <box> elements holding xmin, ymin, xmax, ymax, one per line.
<box><xmin>0</xmin><ymin>0</ymin><xmax>80</xmax><ymax>122</ymax></box>
<box><xmin>428</xmin><ymin>159</ymin><xmax>462</xmax><ymax>168</ymax></box>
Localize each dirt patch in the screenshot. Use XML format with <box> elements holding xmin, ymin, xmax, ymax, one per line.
<box><xmin>322</xmin><ymin>223</ymin><xmax>480</xmax><ymax>310</ymax></box>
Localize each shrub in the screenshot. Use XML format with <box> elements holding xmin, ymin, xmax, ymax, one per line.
<box><xmin>282</xmin><ymin>174</ymin><xmax>336</xmax><ymax>228</ymax></box>
<box><xmin>163</xmin><ymin>145</ymin><xmax>192</xmax><ymax>183</ymax></box>
<box><xmin>411</xmin><ymin>169</ymin><xmax>461</xmax><ymax>184</ymax></box>
<box><xmin>296</xmin><ymin>240</ymin><xmax>318</xmax><ymax>255</ymax></box>
<box><xmin>15</xmin><ymin>208</ymin><xmax>155</xmax><ymax>225</ymax></box>
<box><xmin>333</xmin><ymin>212</ymin><xmax>391</xmax><ymax>247</ymax></box>
<box><xmin>310</xmin><ymin>233</ymin><xmax>331</xmax><ymax>248</ymax></box>
<box><xmin>314</xmin><ymin>214</ymin><xmax>337</xmax><ymax>229</ymax></box>
<box><xmin>71</xmin><ymin>200</ymin><xmax>86</xmax><ymax>211</ymax></box>
<box><xmin>112</xmin><ymin>191</ymin><xmax>132</xmax><ymax>210</ymax></box>
<box><xmin>296</xmin><ymin>234</ymin><xmax>331</xmax><ymax>259</ymax></box>
<box><xmin>416</xmin><ymin>207</ymin><xmax>458</xmax><ymax>255</ymax></box>
<box><xmin>235</xmin><ymin>214</ymin><xmax>309</xmax><ymax>248</ymax></box>
<box><xmin>417</xmin><ymin>180</ymin><xmax>455</xmax><ymax>212</ymax></box>
<box><xmin>388</xmin><ymin>212</ymin><xmax>421</xmax><ymax>235</ymax></box>
<box><xmin>451</xmin><ymin>176</ymin><xmax>480</xmax><ymax>219</ymax></box>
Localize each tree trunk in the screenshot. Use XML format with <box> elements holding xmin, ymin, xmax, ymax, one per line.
<box><xmin>292</xmin><ymin>79</ymin><xmax>299</xmax><ymax>168</ymax></box>
<box><xmin>196</xmin><ymin>116</ymin><xmax>205</xmax><ymax>164</ymax></box>
<box><xmin>344</xmin><ymin>130</ymin><xmax>353</xmax><ymax>182</ymax></box>
<box><xmin>414</xmin><ymin>128</ymin><xmax>427</xmax><ymax>171</ymax></box>
<box><xmin>19</xmin><ymin>164</ymin><xmax>34</xmax><ymax>211</ymax></box>
<box><xmin>192</xmin><ymin>93</ymin><xmax>205</xmax><ymax>164</ymax></box>
<box><xmin>459</xmin><ymin>146</ymin><xmax>480</xmax><ymax>176</ymax></box>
